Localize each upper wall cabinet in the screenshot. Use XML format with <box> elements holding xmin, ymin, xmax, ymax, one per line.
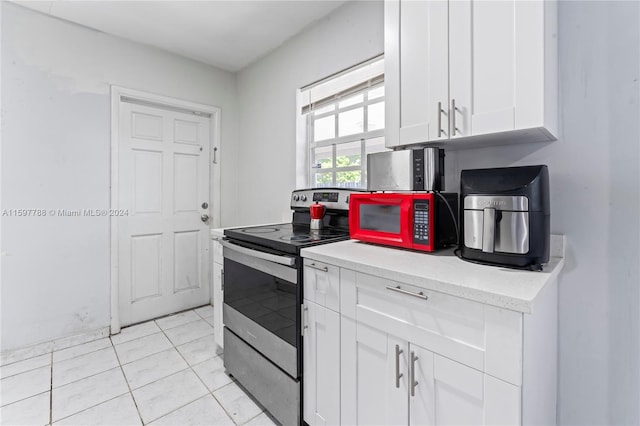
<box><xmin>384</xmin><ymin>0</ymin><xmax>558</xmax><ymax>149</ymax></box>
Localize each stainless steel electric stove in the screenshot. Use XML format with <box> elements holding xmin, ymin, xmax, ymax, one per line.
<box><xmin>221</xmin><ymin>188</ymin><xmax>359</xmax><ymax>426</ymax></box>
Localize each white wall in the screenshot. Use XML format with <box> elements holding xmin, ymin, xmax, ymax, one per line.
<box><xmin>0</xmin><ymin>3</ymin><xmax>239</xmax><ymax>351</ymax></box>
<box><xmin>234</xmin><ymin>0</ymin><xmax>384</xmax><ymax>226</ymax></box>
<box><xmin>236</xmin><ymin>0</ymin><xmax>639</xmax><ymax>424</ymax></box>
<box><xmin>444</xmin><ymin>2</ymin><xmax>639</xmax><ymax>424</ymax></box>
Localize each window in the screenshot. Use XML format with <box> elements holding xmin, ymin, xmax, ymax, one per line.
<box><xmin>298</xmin><ymin>57</ymin><xmax>388</xmax><ymax>189</ymax></box>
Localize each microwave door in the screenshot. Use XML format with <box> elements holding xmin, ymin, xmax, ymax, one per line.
<box><xmin>350</xmin><ymin>195</ymin><xmax>414</xmax><ymax>249</ymax></box>
<box><xmin>359</xmin><ymin>204</ymin><xmax>401</xmax><ymax>233</ymax></box>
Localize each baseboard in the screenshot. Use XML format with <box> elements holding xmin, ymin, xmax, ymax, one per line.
<box><xmin>1</xmin><ymin>326</ymin><xmax>110</xmax><ymax>366</ymax></box>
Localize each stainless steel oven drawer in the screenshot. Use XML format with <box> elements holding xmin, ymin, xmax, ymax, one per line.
<box><xmin>224</xmin><ymin>327</ymin><xmax>299</xmax><ymax>426</ymax></box>
<box><xmin>223</xmin><ymin>304</ymin><xmax>298</xmax><ymax>378</ymax></box>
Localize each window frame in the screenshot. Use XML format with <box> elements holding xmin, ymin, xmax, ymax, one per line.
<box><xmin>306</xmin><ymin>81</ymin><xmax>385</xmax><ymax>188</ymax></box>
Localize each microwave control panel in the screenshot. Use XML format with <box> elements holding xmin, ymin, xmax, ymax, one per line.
<box><xmin>413</xmin><ymin>200</ymin><xmax>430</xmax><ymax>245</ymax></box>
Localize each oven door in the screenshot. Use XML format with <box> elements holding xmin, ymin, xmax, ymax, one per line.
<box><xmin>221</xmin><ymin>239</ymin><xmax>300</xmax><ymax>378</ymax></box>
<box><xmin>349</xmin><ymin>193</ymin><xmax>414</xmax><ymax>249</ymax></box>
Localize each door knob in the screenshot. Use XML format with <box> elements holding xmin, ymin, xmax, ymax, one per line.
<box><xmin>201</xmin><ymin>214</ymin><xmax>210</xmax><ymax>223</ymax></box>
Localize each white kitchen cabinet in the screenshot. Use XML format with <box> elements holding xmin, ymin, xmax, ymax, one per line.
<box><xmin>303</xmin><ymin>259</ymin><xmax>340</xmax><ymax>312</ymax></box>
<box><xmin>385</xmin><ymin>0</ymin><xmax>448</xmax><ymax>146</ymax></box>
<box><xmin>302</xmin><ymin>300</ymin><xmax>341</xmax><ymax>426</ymax></box>
<box><xmin>212</xmin><ymin>240</ymin><xmax>224</xmax><ymax>348</ymax></box>
<box><xmin>302</xmin><ymin>263</ymin><xmax>341</xmax><ymax>426</ymax></box>
<box><xmin>301</xmin><ymin>238</ymin><xmax>563</xmax><ymax>425</ymax></box>
<box><xmin>343</xmin><ymin>319</ymin><xmax>520</xmax><ymax>426</ymax></box>
<box><xmin>341</xmin><ymin>273</ymin><xmax>523</xmax><ymax>425</ymax></box>
<box><xmin>411</xmin><ymin>348</ymin><xmax>521</xmax><ymax>426</ymax></box>
<box><xmin>346</xmin><ymin>321</ymin><xmax>406</xmax><ymax>425</ymax></box>
<box><xmin>385</xmin><ymin>0</ymin><xmax>557</xmax><ymax>148</ymax></box>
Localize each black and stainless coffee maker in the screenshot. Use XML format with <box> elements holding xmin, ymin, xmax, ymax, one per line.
<box><xmin>460</xmin><ymin>165</ymin><xmax>550</xmax><ymax>269</ymax></box>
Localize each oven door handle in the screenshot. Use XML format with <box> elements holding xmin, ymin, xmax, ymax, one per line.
<box><xmin>220</xmin><ymin>240</ymin><xmax>296</xmax><ymax>267</ymax></box>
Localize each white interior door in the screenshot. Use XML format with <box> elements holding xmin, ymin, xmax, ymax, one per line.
<box><xmin>117</xmin><ymin>100</ymin><xmax>211</xmax><ymax>326</ymax></box>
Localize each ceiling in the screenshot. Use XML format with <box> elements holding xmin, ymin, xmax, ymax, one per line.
<box><xmin>12</xmin><ymin>0</ymin><xmax>348</xmax><ymax>72</ymax></box>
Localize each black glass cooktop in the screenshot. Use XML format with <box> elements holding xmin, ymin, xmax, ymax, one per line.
<box><xmin>224</xmin><ymin>223</ymin><xmax>350</xmax><ymax>255</ymax></box>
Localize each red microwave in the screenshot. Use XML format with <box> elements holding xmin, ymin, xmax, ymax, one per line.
<box><xmin>349</xmin><ymin>192</ymin><xmax>458</xmax><ymax>252</ymax></box>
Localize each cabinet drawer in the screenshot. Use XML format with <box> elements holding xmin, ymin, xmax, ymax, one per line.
<box><xmin>303</xmin><ymin>260</ymin><xmax>340</xmax><ymax>311</ymax></box>
<box><xmin>351</xmin><ymin>272</ymin><xmax>523</xmax><ymax>385</ymax></box>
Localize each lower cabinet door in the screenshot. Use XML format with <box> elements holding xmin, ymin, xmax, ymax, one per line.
<box><xmin>410</xmin><ymin>343</ymin><xmax>521</xmax><ymax>426</ymax></box>
<box><xmin>303</xmin><ymin>301</ymin><xmax>340</xmax><ymax>426</ymax></box>
<box><xmin>351</xmin><ymin>321</ymin><xmax>408</xmax><ymax>426</ymax></box>
<box><xmin>409</xmin><ymin>344</ymin><xmax>436</xmax><ymax>426</ymax></box>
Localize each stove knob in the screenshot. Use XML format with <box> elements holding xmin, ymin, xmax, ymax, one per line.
<box><xmin>293</xmin><ymin>195</ymin><xmax>300</xmax><ymax>201</ymax></box>
<box><xmin>300</xmin><ymin>194</ymin><xmax>307</xmax><ymax>201</ymax></box>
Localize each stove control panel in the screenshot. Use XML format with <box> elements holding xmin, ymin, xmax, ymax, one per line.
<box><xmin>291</xmin><ymin>188</ymin><xmax>362</xmax><ymax>211</ymax></box>
<box><xmin>313</xmin><ymin>192</ymin><xmax>339</xmax><ymax>203</ymax></box>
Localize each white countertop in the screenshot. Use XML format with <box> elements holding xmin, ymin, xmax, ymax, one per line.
<box><xmin>210</xmin><ymin>228</ymin><xmax>225</xmax><ymax>240</ymax></box>
<box><xmin>301</xmin><ymin>236</ymin><xmax>565</xmax><ymax>314</ymax></box>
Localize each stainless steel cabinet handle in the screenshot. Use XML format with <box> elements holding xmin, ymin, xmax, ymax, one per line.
<box><xmin>437</xmin><ymin>102</ymin><xmax>444</xmax><ymax>137</ymax></box>
<box><xmin>410</xmin><ymin>351</ymin><xmax>419</xmax><ymax>396</ymax></box>
<box><xmin>307</xmin><ymin>263</ymin><xmax>328</xmax><ymax>272</ymax></box>
<box><xmin>451</xmin><ymin>99</ymin><xmax>457</xmax><ymax>136</ymax></box>
<box><xmin>385</xmin><ymin>285</ymin><xmax>429</xmax><ymax>301</ymax></box>
<box><xmin>395</xmin><ymin>344</ymin><xmax>404</xmax><ymax>388</ymax></box>
<box><xmin>213</xmin><ymin>147</ymin><xmax>218</xmax><ymax>164</ymax></box>
<box><xmin>221</xmin><ymin>270</ymin><xmax>224</xmax><ymax>291</ymax></box>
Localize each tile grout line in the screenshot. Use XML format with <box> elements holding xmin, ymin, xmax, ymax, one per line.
<box><xmin>1</xmin><ymin>333</ymin><xmax>110</xmax><ymax>369</ymax></box>
<box><xmin>1</xmin><ymin>340</ymin><xmax>108</xmax><ymax>381</ymax></box>
<box><xmin>0</xmin><ymin>308</ymin><xmax>215</xmax><ymax>424</ymax></box>
<box><xmin>241</xmin><ymin>410</ymin><xmax>269</xmax><ymax>426</ymax></box>
<box><xmin>0</xmin><ymin>306</ymin><xmax>211</xmax><ymax>370</ymax></box>
<box><xmin>156</xmin><ymin>320</ymin><xmax>222</xmax><ymax>422</ymax></box>
<box><xmin>51</xmin><ymin>392</ymin><xmax>130</xmax><ymax>424</ymax></box>
<box><xmin>156</xmin><ymin>315</ymin><xmax>240</xmax><ymax>425</ymax></box>
<box><xmin>109</xmin><ymin>335</ymin><xmax>145</xmax><ymax>426</ymax></box>
<box><xmin>189</xmin><ymin>307</ymin><xmax>271</xmax><ymax>425</ymax></box>
<box><xmin>2</xmin><ymin>309</ymin><xmax>218</xmax><ymax>425</ymax></box>
<box><xmin>102</xmin><ymin>314</ymin><xmax>216</xmax><ymax>425</ymax></box>
<box><xmin>1</xmin><ymin>363</ymin><xmax>53</xmax><ymax>382</ymax></box>
<box><xmin>156</xmin><ymin>309</ymin><xmax>207</xmax><ymax>333</ymax></box>
<box><xmin>0</xmin><ymin>345</ymin><xmax>53</xmax><ymax>369</ymax></box>
<box><xmin>44</xmin><ymin>349</ymin><xmax>122</xmax><ymax>391</ymax></box>
<box><xmin>52</xmin><ymin>341</ymin><xmax>112</xmax><ymax>363</ymax></box>
<box><xmin>49</xmin><ymin>351</ymin><xmax>53</xmax><ymax>426</ymax></box>
<box><xmin>143</xmin><ymin>390</ymin><xmax>211</xmax><ymax>425</ymax></box>
<box><xmin>0</xmin><ymin>390</ymin><xmax>50</xmax><ymax>411</ymax></box>
<box><xmin>48</xmin><ymin>347</ymin><xmax>130</xmax><ymax>424</ymax></box>
<box><xmin>0</xmin><ymin>354</ymin><xmax>52</xmax><ymax>380</ymax></box>
<box><xmin>113</xmin><ymin>327</ymin><xmax>213</xmax><ymax>369</ymax></box>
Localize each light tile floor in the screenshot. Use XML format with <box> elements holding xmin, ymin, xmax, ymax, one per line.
<box><xmin>0</xmin><ymin>306</ymin><xmax>278</xmax><ymax>426</ymax></box>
